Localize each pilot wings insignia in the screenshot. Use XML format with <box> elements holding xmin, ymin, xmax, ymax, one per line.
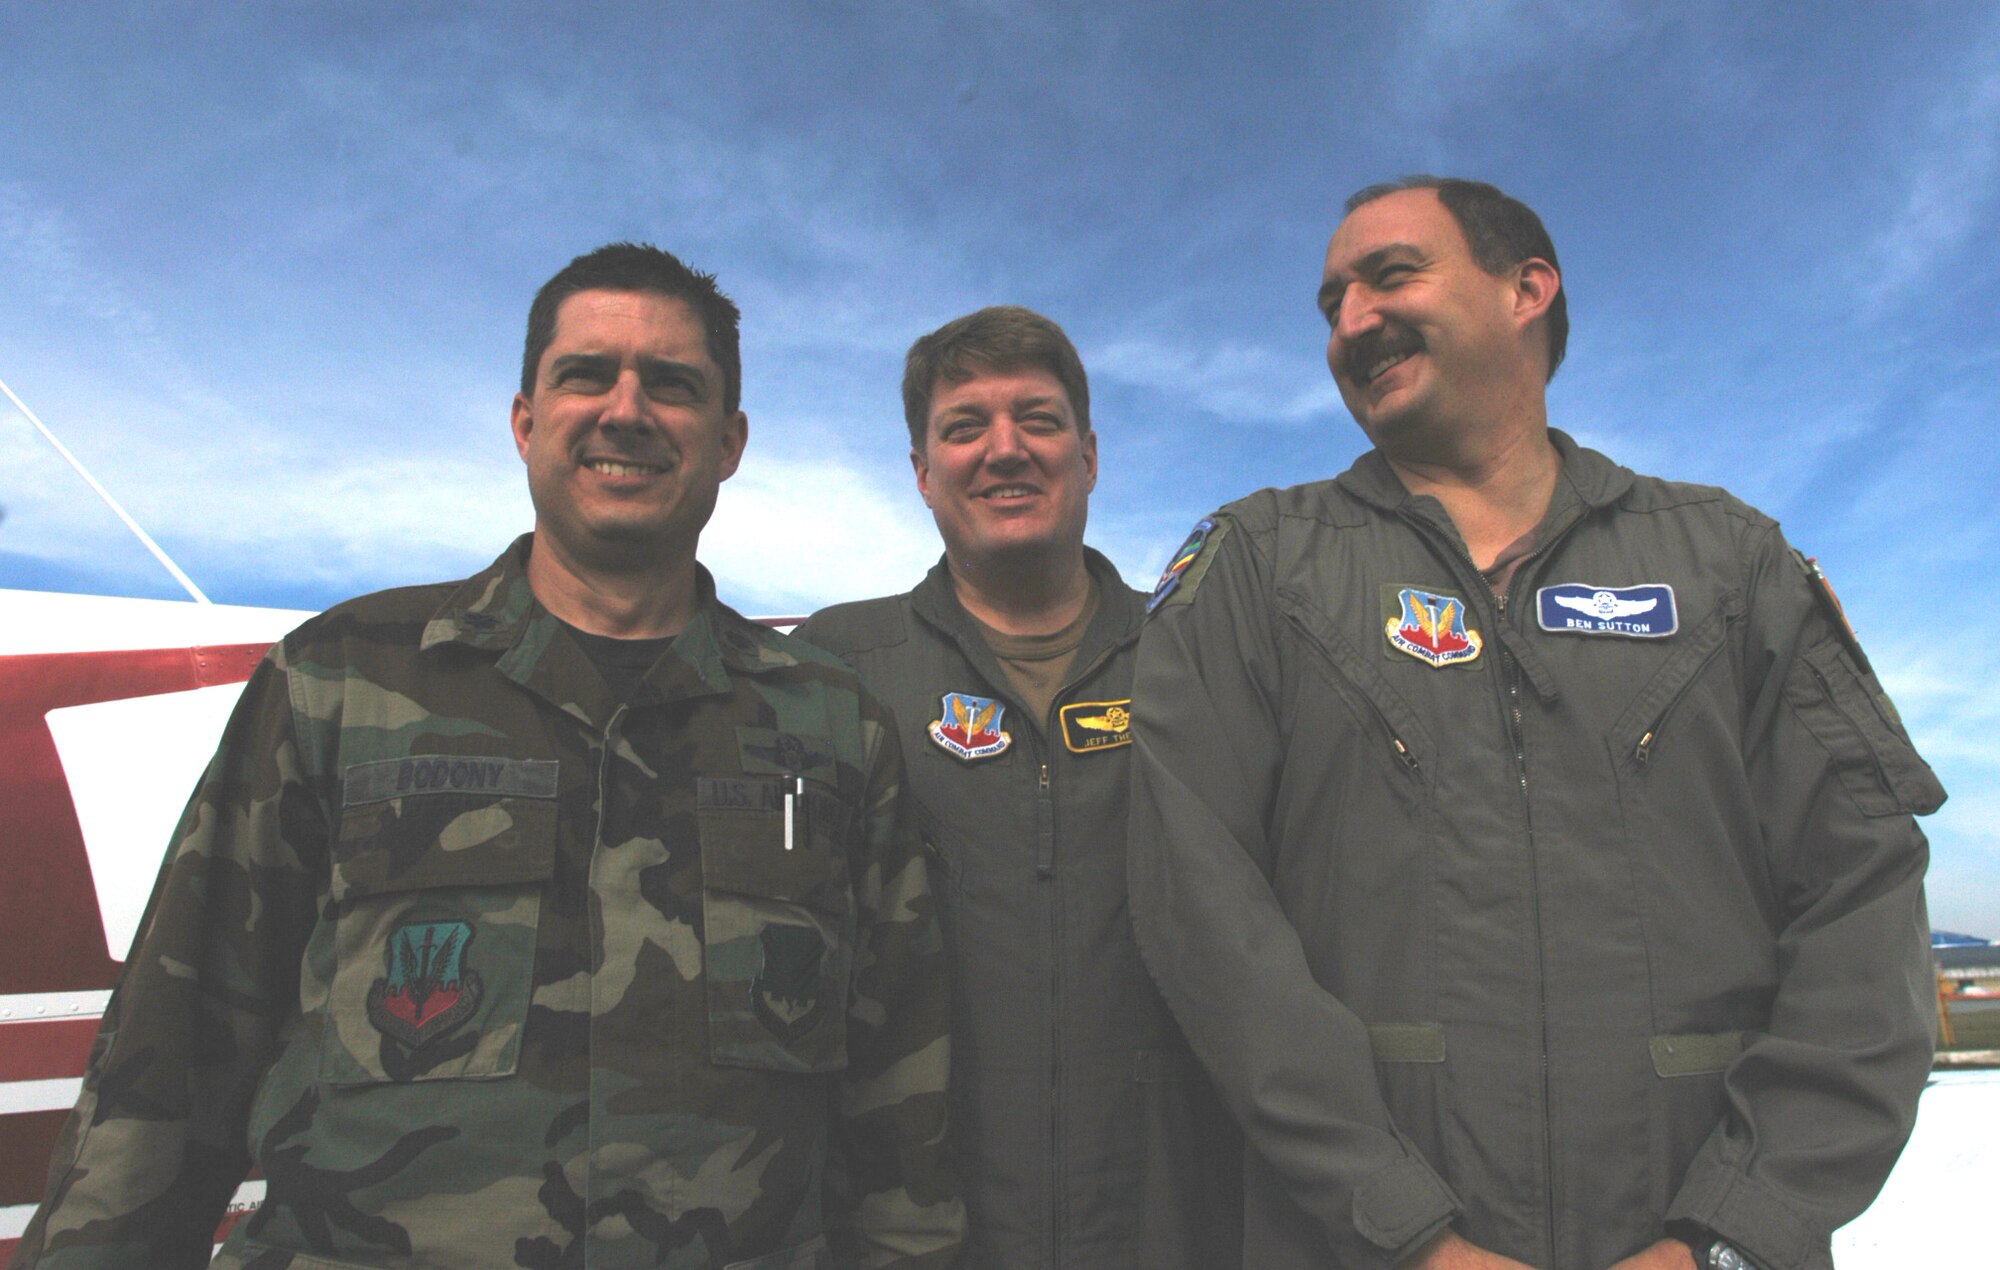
<box><xmin>1554</xmin><ymin>592</ymin><xmax>1656</xmax><ymax>619</ymax></box>
<box><xmin>1059</xmin><ymin>700</ymin><xmax>1134</xmax><ymax>754</ymax></box>
<box><xmin>930</xmin><ymin>691</ymin><xmax>1012</xmax><ymax>761</ymax></box>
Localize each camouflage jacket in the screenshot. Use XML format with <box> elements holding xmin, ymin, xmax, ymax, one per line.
<box><xmin>17</xmin><ymin>537</ymin><xmax>963</xmax><ymax>1270</ymax></box>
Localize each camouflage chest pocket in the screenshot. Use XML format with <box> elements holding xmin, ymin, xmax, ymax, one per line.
<box><xmin>320</xmin><ymin>756</ymin><xmax>560</xmax><ymax>1085</ymax></box>
<box><xmin>697</xmin><ymin>772</ymin><xmax>855</xmax><ymax>1074</ymax></box>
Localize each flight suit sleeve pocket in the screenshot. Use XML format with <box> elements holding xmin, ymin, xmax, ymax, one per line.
<box><xmin>321</xmin><ymin>794</ymin><xmax>557</xmax><ymax>1086</ymax></box>
<box><xmin>699</xmin><ymin>777</ymin><xmax>854</xmax><ymax>1075</ymax></box>
<box><xmin>1787</xmin><ymin>641</ymin><xmax>1946</xmax><ymax>817</ymax></box>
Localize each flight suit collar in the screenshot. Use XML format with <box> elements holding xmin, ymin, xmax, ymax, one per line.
<box><xmin>1332</xmin><ymin>427</ymin><xmax>1636</xmax><ymax>515</ymax></box>
<box><xmin>908</xmin><ymin>547</ymin><xmax>1142</xmax><ymax>661</ymax></box>
<box><xmin>907</xmin><ymin>547</ymin><xmax>1142</xmax><ymax>733</ymax></box>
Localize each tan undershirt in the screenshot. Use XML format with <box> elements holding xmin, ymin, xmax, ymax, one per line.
<box><xmin>1478</xmin><ymin>465</ymin><xmax>1582</xmax><ymax>603</ymax></box>
<box><xmin>966</xmin><ymin>577</ymin><xmax>1100</xmax><ymax>730</ymax></box>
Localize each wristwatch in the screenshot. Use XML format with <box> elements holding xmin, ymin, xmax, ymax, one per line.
<box><xmin>1699</xmin><ymin>1237</ymin><xmax>1754</xmax><ymax>1270</ymax></box>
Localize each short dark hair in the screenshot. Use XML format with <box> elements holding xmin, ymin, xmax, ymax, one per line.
<box><xmin>521</xmin><ymin>242</ymin><xmax>743</xmax><ymax>413</ymax></box>
<box><xmin>902</xmin><ymin>306</ymin><xmax>1091</xmax><ymax>451</ymax></box>
<box><xmin>1346</xmin><ymin>176</ymin><xmax>1568</xmax><ymax>381</ymax></box>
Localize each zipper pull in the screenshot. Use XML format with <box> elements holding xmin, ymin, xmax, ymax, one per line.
<box><xmin>1635</xmin><ymin>730</ymin><xmax>1655</xmax><ymax>763</ymax></box>
<box><xmin>1391</xmin><ymin>737</ymin><xmax>1420</xmax><ymax>771</ymax></box>
<box><xmin>1039</xmin><ymin>763</ymin><xmax>1050</xmax><ymax>790</ymax></box>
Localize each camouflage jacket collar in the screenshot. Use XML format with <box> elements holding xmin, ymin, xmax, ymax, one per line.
<box><xmin>419</xmin><ymin>535</ymin><xmax>801</xmax><ymax>723</ymax></box>
<box><xmin>1333</xmin><ymin>427</ymin><xmax>1638</xmax><ymax>516</ymax></box>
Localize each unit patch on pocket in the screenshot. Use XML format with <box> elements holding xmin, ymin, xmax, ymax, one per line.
<box><xmin>1536</xmin><ymin>583</ymin><xmax>1678</xmax><ymax>638</ymax></box>
<box><xmin>366</xmin><ymin>920</ymin><xmax>484</xmax><ymax>1050</ymax></box>
<box><xmin>1381</xmin><ymin>585</ymin><xmax>1484</xmax><ymax>669</ymax></box>
<box><xmin>1059</xmin><ymin>700</ymin><xmax>1133</xmax><ymax>754</ymax></box>
<box><xmin>753</xmin><ymin>924</ymin><xmax>830</xmax><ymax>1043</ymax></box>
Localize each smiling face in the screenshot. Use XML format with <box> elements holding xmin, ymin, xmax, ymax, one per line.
<box><xmin>1319</xmin><ymin>187</ymin><xmax>1548</xmax><ymax>449</ymax></box>
<box><xmin>511</xmin><ymin>288</ymin><xmax>746</xmax><ymax>582</ymax></box>
<box><xmin>913</xmin><ymin>362</ymin><xmax>1097</xmax><ymax>571</ymax></box>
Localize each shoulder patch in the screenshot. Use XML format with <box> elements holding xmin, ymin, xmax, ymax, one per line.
<box><xmin>1792</xmin><ymin>548</ymin><xmax>1872</xmax><ymax>674</ymax></box>
<box><xmin>1148</xmin><ymin>517</ymin><xmax>1231</xmax><ymax>613</ymax></box>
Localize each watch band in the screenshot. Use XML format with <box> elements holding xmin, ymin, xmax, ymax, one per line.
<box><xmin>1702</xmin><ymin>1237</ymin><xmax>1751</xmax><ymax>1270</ymax></box>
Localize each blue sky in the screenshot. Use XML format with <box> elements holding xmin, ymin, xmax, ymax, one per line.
<box><xmin>2</xmin><ymin>1</ymin><xmax>1996</xmax><ymax>932</ymax></box>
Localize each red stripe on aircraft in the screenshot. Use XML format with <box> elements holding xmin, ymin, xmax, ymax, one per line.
<box><xmin>0</xmin><ymin>645</ymin><xmax>270</xmax><ymax>996</ymax></box>
<box><xmin>0</xmin><ymin>1020</ymin><xmax>99</xmax><ymax>1084</ymax></box>
<box><xmin>0</xmin><ymin>1111</ymin><xmax>69</xmax><ymax>1207</ymax></box>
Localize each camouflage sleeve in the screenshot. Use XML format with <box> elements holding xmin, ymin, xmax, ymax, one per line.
<box><xmin>14</xmin><ymin>643</ymin><xmax>329</xmax><ymax>1268</ymax></box>
<box><xmin>823</xmin><ymin>696</ymin><xmax>964</xmax><ymax>1268</ymax></box>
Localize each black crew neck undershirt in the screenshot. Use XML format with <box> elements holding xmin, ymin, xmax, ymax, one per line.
<box><xmin>560</xmin><ymin>621</ymin><xmax>674</xmax><ymax>700</ymax></box>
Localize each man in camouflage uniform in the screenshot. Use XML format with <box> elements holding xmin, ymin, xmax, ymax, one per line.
<box><xmin>17</xmin><ymin>244</ymin><xmax>962</xmax><ymax>1269</ymax></box>
<box><xmin>797</xmin><ymin>308</ymin><xmax>1239</xmax><ymax>1268</ymax></box>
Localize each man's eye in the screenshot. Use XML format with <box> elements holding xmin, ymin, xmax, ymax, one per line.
<box><xmin>559</xmin><ymin>368</ymin><xmax>609</xmax><ymax>388</ymax></box>
<box><xmin>1379</xmin><ymin>263</ymin><xmax>1415</xmax><ymax>283</ymax></box>
<box><xmin>647</xmin><ymin>379</ymin><xmax>697</xmax><ymax>403</ymax></box>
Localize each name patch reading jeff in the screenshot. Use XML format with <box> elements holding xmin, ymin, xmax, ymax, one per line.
<box><xmin>1059</xmin><ymin>700</ymin><xmax>1133</xmax><ymax>754</ymax></box>
<box><xmin>1535</xmin><ymin>583</ymin><xmax>1678</xmax><ymax>638</ymax></box>
<box><xmin>344</xmin><ymin>756</ymin><xmax>559</xmax><ymax>805</ymax></box>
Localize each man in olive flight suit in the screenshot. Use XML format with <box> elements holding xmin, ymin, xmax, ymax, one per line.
<box><xmin>19</xmin><ymin>244</ymin><xmax>962</xmax><ymax>1269</ymax></box>
<box><xmin>1131</xmin><ymin>178</ymin><xmax>1942</xmax><ymax>1270</ymax></box>
<box><xmin>798</xmin><ymin>307</ymin><xmax>1239</xmax><ymax>1269</ymax></box>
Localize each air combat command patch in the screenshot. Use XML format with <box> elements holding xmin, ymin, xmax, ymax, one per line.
<box><xmin>367</xmin><ymin>920</ymin><xmax>483</xmax><ymax>1050</ymax></box>
<box><xmin>1148</xmin><ymin>516</ymin><xmax>1230</xmax><ymax>613</ymax></box>
<box><xmin>1382</xmin><ymin>585</ymin><xmax>1484</xmax><ymax>668</ymax></box>
<box><xmin>929</xmin><ymin>691</ymin><xmax>1012</xmax><ymax>761</ymax></box>
<box><xmin>1059</xmin><ymin>699</ymin><xmax>1133</xmax><ymax>754</ymax></box>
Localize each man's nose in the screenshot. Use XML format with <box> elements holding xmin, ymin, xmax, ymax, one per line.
<box><xmin>601</xmin><ymin>371</ymin><xmax>649</xmax><ymax>427</ymax></box>
<box><xmin>984</xmin><ymin>415</ymin><xmax>1029</xmax><ymax>464</ymax></box>
<box><xmin>1334</xmin><ymin>286</ymin><xmax>1385</xmax><ymax>344</ymax></box>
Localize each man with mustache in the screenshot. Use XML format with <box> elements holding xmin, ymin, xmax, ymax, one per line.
<box><xmin>797</xmin><ymin>307</ymin><xmax>1240</xmax><ymax>1268</ymax></box>
<box><xmin>17</xmin><ymin>244</ymin><xmax>961</xmax><ymax>1268</ymax></box>
<box><xmin>1129</xmin><ymin>178</ymin><xmax>1941</xmax><ymax>1270</ymax></box>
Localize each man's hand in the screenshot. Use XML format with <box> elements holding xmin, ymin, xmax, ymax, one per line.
<box><xmin>1399</xmin><ymin>1228</ymin><xmax>1541</xmax><ymax>1270</ymax></box>
<box><xmin>1605</xmin><ymin>1237</ymin><xmax>1698</xmax><ymax>1270</ymax></box>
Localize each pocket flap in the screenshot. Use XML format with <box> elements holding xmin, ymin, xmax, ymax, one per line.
<box><xmin>334</xmin><ymin>794</ymin><xmax>558</xmax><ymax>902</ymax></box>
<box><xmin>699</xmin><ymin>778</ymin><xmax>848</xmax><ymax>907</ymax></box>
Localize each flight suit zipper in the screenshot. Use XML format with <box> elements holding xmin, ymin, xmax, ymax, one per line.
<box><xmin>1037</xmin><ymin>635</ymin><xmax>1127</xmax><ymax>1267</ymax></box>
<box><xmin>1403</xmin><ymin>503</ymin><xmax>1583</xmax><ymax>1264</ymax></box>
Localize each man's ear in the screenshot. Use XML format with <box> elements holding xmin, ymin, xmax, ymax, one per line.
<box><xmin>911</xmin><ymin>446</ymin><xmax>933</xmax><ymax>508</ymax></box>
<box><xmin>718</xmin><ymin>411</ymin><xmax>748</xmax><ymax>481</ymax></box>
<box><xmin>1513</xmin><ymin>258</ymin><xmax>1560</xmax><ymax>330</ymax></box>
<box><xmin>510</xmin><ymin>392</ymin><xmax>534</xmax><ymax>461</ymax></box>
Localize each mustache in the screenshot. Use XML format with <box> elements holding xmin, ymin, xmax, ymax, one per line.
<box><xmin>1343</xmin><ymin>323</ymin><xmax>1424</xmax><ymax>382</ymax></box>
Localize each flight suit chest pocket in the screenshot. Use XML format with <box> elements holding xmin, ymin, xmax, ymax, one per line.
<box><xmin>697</xmin><ymin>774</ymin><xmax>854</xmax><ymax>1074</ymax></box>
<box><xmin>321</xmin><ymin>756</ymin><xmax>559</xmax><ymax>1085</ymax></box>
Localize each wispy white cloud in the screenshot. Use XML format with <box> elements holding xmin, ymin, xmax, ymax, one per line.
<box><xmin>705</xmin><ymin>449</ymin><xmax>939</xmax><ymax>616</ymax></box>
<box><xmin>1862</xmin><ymin>66</ymin><xmax>2000</xmax><ymax>312</ymax></box>
<box><xmin>1092</xmin><ymin>336</ymin><xmax>1341</xmax><ymax>425</ymax></box>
